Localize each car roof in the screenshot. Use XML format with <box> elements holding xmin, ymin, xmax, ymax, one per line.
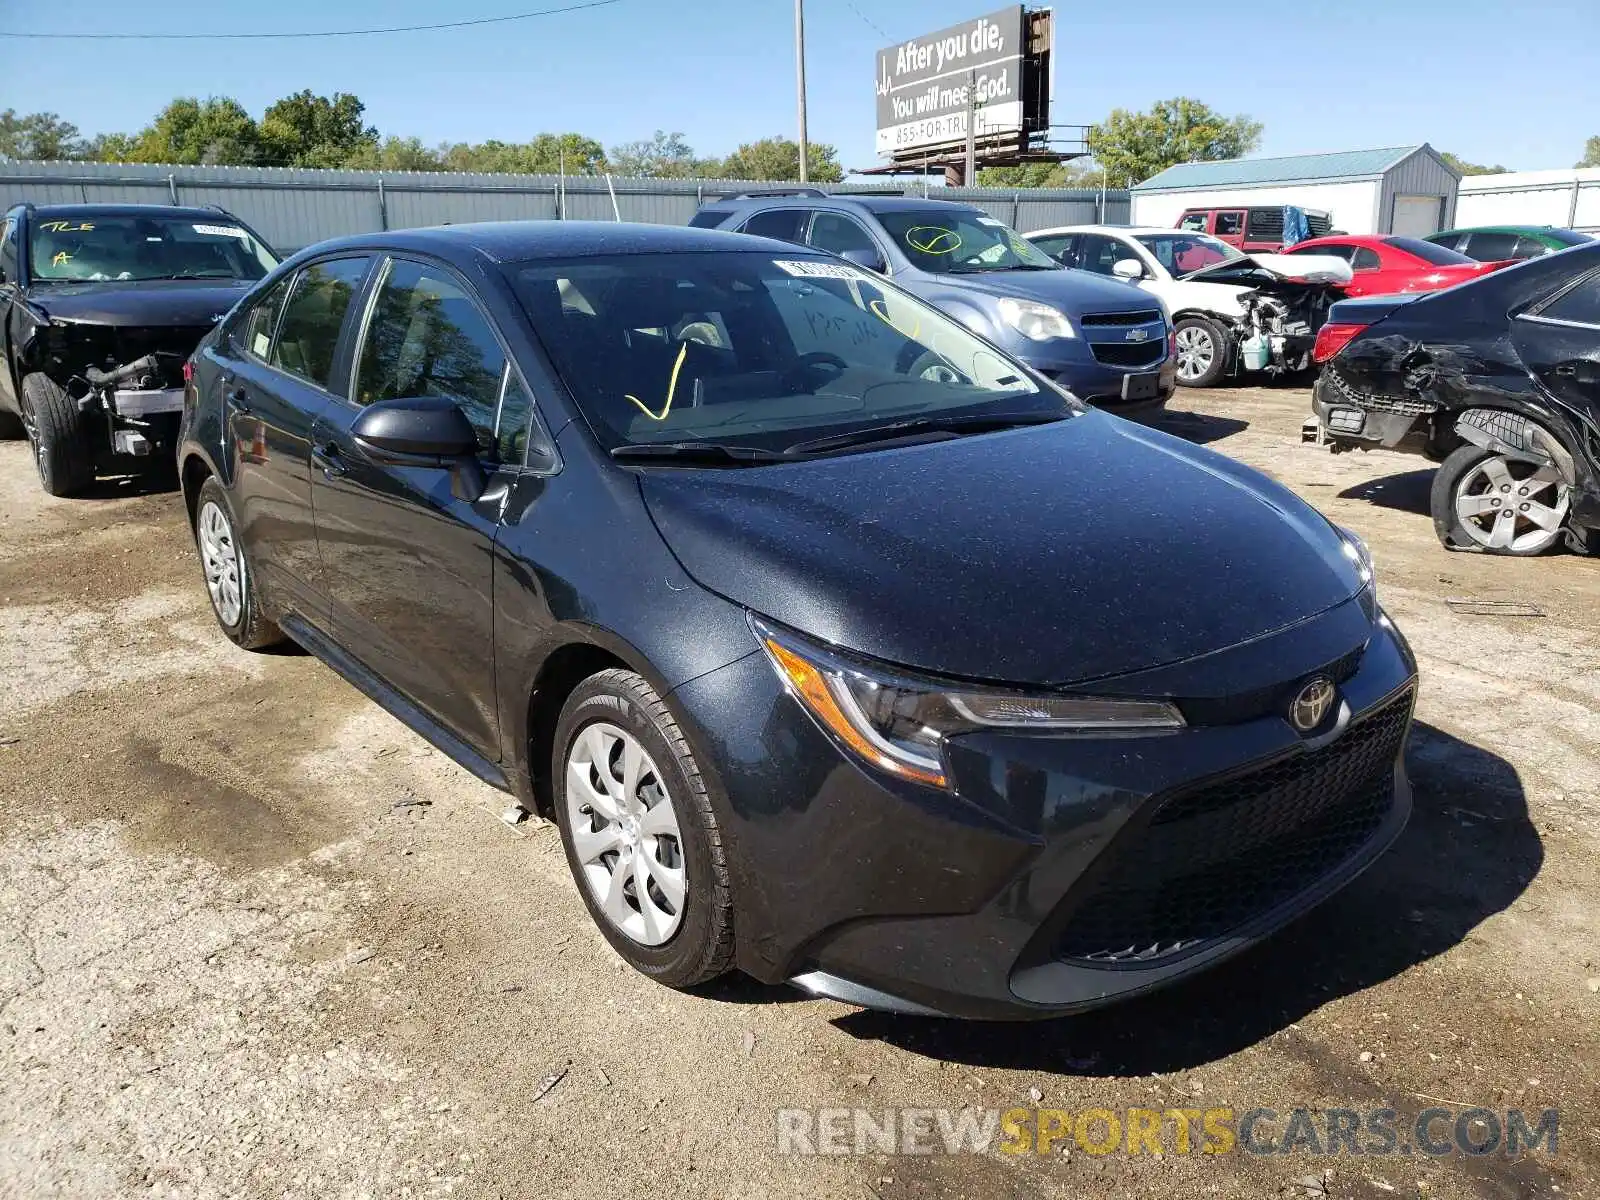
<box><xmin>706</xmin><ymin>193</ymin><xmax>985</xmax><ymax>218</ymax></box>
<box><xmin>1294</xmin><ymin>234</ymin><xmax>1387</xmax><ymax>246</ymax></box>
<box><xmin>19</xmin><ymin>202</ymin><xmax>243</xmax><ymax>221</ymax></box>
<box><xmin>1027</xmin><ymin>225</ymin><xmax>1169</xmax><ymax>238</ymax></box>
<box><xmin>286</xmin><ymin>220</ymin><xmax>826</xmax><ymax>266</ymax></box>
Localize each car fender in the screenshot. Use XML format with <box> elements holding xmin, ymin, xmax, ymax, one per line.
<box><xmin>1163</xmin><ymin>279</ymin><xmax>1250</xmax><ymax>321</ymax></box>
<box><xmin>1455</xmin><ymin>406</ymin><xmax>1577</xmax><ymax>483</ymax></box>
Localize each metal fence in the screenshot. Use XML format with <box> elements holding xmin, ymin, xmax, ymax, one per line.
<box><xmin>0</xmin><ymin>160</ymin><xmax>1131</xmax><ymax>253</ymax></box>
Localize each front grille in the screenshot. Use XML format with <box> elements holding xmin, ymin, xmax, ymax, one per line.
<box><xmin>1090</xmin><ymin>341</ymin><xmax>1166</xmax><ymax>369</ymax></box>
<box><xmin>1081</xmin><ymin>309</ymin><xmax>1163</xmax><ymax>327</ymax></box>
<box><xmin>46</xmin><ymin>324</ymin><xmax>211</xmax><ymax>390</ymax></box>
<box><xmin>1052</xmin><ymin>688</ymin><xmax>1413</xmax><ymax>965</ymax></box>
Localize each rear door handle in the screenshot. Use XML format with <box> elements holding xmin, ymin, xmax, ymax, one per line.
<box><xmin>311</xmin><ymin>443</ymin><xmax>347</xmax><ymax>478</ymax></box>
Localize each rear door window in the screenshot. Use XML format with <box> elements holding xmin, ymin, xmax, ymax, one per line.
<box><xmin>270</xmin><ymin>256</ymin><xmax>372</xmax><ymax>389</ymax></box>
<box><xmin>1214</xmin><ymin>212</ymin><xmax>1245</xmax><ymax>237</ymax></box>
<box><xmin>1029</xmin><ymin>234</ymin><xmax>1077</xmax><ymax>264</ymax></box>
<box><xmin>1538</xmin><ymin>275</ymin><xmax>1600</xmax><ymax>327</ymax></box>
<box><xmin>688</xmin><ymin>208</ymin><xmax>735</xmax><ymax>229</ymax></box>
<box><xmin>1461</xmin><ymin>232</ymin><xmax>1519</xmax><ymax>261</ymax></box>
<box><xmin>740</xmin><ymin>209</ymin><xmax>809</xmax><ymax>244</ymax></box>
<box><xmin>1352</xmin><ymin>247</ymin><xmax>1382</xmax><ymax>270</ymax></box>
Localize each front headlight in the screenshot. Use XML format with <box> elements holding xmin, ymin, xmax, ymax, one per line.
<box><xmin>753</xmin><ymin>618</ymin><xmax>1183</xmax><ymax>791</ymax></box>
<box><xmin>1337</xmin><ymin>525</ymin><xmax>1377</xmax><ymax>596</ymax></box>
<box><xmin>997</xmin><ymin>297</ymin><xmax>1075</xmax><ymax>341</ymax></box>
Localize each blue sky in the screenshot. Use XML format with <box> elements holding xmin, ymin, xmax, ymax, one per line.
<box><xmin>1</xmin><ymin>0</ymin><xmax>1595</xmax><ymax>174</ymax></box>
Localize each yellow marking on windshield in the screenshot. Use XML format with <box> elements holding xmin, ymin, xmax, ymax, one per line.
<box><xmin>51</xmin><ymin>251</ymin><xmax>72</xmax><ymax>267</ymax></box>
<box><xmin>905</xmin><ymin>227</ymin><xmax>961</xmax><ymax>255</ymax></box>
<box><xmin>625</xmin><ymin>340</ymin><xmax>689</xmax><ymax>422</ymax></box>
<box><xmin>869</xmin><ymin>298</ymin><xmax>920</xmax><ymax>342</ymax></box>
<box><xmin>40</xmin><ymin>221</ymin><xmax>94</xmax><ymax>233</ymax></box>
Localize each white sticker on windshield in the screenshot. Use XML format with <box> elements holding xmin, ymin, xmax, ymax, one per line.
<box><xmin>773</xmin><ymin>259</ymin><xmax>858</xmax><ymax>279</ymax></box>
<box><xmin>192</xmin><ymin>223</ymin><xmax>249</xmax><ymax>238</ymax></box>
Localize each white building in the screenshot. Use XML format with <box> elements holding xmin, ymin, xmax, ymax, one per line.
<box><xmin>1129</xmin><ymin>145</ymin><xmax>1461</xmax><ymax>237</ymax></box>
<box><xmin>1455</xmin><ymin>168</ymin><xmax>1600</xmax><ymax>233</ymax></box>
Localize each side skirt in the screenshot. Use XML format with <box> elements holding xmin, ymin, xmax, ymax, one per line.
<box><xmin>280</xmin><ymin>613</ymin><xmax>510</xmax><ymax>793</ymax></box>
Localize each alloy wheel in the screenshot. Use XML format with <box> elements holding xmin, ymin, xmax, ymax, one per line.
<box><xmin>565</xmin><ymin>721</ymin><xmax>687</xmax><ymax>946</ymax></box>
<box><xmin>197</xmin><ymin>500</ymin><xmax>245</xmax><ymax>626</ymax></box>
<box><xmin>1454</xmin><ymin>455</ymin><xmax>1569</xmax><ymax>553</ymax></box>
<box><xmin>1174</xmin><ymin>326</ymin><xmax>1215</xmax><ymax>383</ymax></box>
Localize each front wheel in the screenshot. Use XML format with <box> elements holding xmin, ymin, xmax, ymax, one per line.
<box><xmin>552</xmin><ymin>669</ymin><xmax>734</xmax><ymax>988</ymax></box>
<box><xmin>22</xmin><ymin>373</ymin><xmax>93</xmax><ymax>496</ymax></box>
<box><xmin>1172</xmin><ymin>317</ymin><xmax>1229</xmax><ymax>388</ymax></box>
<box><xmin>1431</xmin><ymin>442</ymin><xmax>1571</xmax><ymax>556</ymax></box>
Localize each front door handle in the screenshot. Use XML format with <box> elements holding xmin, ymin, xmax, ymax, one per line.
<box><xmin>227</xmin><ymin>386</ymin><xmax>253</xmax><ymax>414</ymax></box>
<box><xmin>311</xmin><ymin>443</ymin><xmax>347</xmax><ymax>478</ymax></box>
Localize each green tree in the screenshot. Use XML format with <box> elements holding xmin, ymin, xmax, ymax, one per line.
<box><xmin>343</xmin><ymin>136</ymin><xmax>445</xmax><ymax>172</ymax></box>
<box><xmin>1577</xmin><ymin>136</ymin><xmax>1600</xmax><ymax>169</ymax></box>
<box><xmin>129</xmin><ymin>97</ymin><xmax>261</xmax><ymax>165</ymax></box>
<box><xmin>977</xmin><ymin>160</ymin><xmax>1101</xmax><ymax>188</ymax></box>
<box><xmin>82</xmin><ymin>132</ymin><xmax>138</xmax><ymax>163</ymax></box>
<box><xmin>719</xmin><ymin>136</ymin><xmax>843</xmax><ymax>183</ymax></box>
<box><xmin>1086</xmin><ymin>98</ymin><xmax>1262</xmax><ymax>188</ymax></box>
<box><xmin>440</xmin><ymin>133</ymin><xmax>607</xmax><ymax>175</ymax></box>
<box><xmin>0</xmin><ymin>109</ymin><xmax>87</xmax><ymax>160</ymax></box>
<box><xmin>609</xmin><ymin>130</ymin><xmax>712</xmax><ymax>178</ymax></box>
<box><xmin>1442</xmin><ymin>151</ymin><xmax>1507</xmax><ymax>176</ymax></box>
<box><xmin>259</xmin><ymin>90</ymin><xmax>378</xmax><ymax>168</ymax></box>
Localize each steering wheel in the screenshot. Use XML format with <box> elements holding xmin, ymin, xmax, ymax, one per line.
<box><xmin>786</xmin><ymin>351</ymin><xmax>848</xmax><ymax>391</ymax></box>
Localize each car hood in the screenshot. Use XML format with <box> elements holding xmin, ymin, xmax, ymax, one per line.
<box><xmin>926</xmin><ymin>267</ymin><xmax>1155</xmax><ymax>317</ymax></box>
<box><xmin>639</xmin><ymin>412</ymin><xmax>1363</xmax><ymax>687</ymax></box>
<box><xmin>29</xmin><ymin>278</ymin><xmax>254</xmax><ymax>327</ymax></box>
<box><xmin>1187</xmin><ymin>254</ymin><xmax>1353</xmax><ymax>285</ymax></box>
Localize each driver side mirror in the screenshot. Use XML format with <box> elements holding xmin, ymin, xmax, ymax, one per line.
<box><xmin>839</xmin><ymin>247</ymin><xmax>887</xmax><ymax>274</ymax></box>
<box><xmin>1112</xmin><ymin>258</ymin><xmax>1146</xmax><ymax>281</ymax></box>
<box><xmin>351</xmin><ymin>396</ymin><xmax>486</xmax><ymax>502</ymax></box>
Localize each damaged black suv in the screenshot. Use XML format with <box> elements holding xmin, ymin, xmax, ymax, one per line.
<box><xmin>0</xmin><ymin>203</ymin><xmax>279</xmax><ymax>495</ymax></box>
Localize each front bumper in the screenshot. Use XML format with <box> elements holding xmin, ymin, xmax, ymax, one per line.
<box><xmin>1005</xmin><ymin>336</ymin><xmax>1177</xmax><ymax>417</ymax></box>
<box><xmin>669</xmin><ymin>595</ymin><xmax>1416</xmax><ymax>1019</ymax></box>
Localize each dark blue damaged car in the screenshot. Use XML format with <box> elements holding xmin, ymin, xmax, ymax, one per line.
<box><xmin>178</xmin><ymin>220</ymin><xmax>1417</xmax><ymax>1019</ymax></box>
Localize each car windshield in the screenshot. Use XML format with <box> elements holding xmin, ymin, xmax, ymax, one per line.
<box><xmin>29</xmin><ymin>214</ymin><xmax>278</xmax><ymax>283</ymax></box>
<box><xmin>512</xmin><ymin>251</ymin><xmax>1065</xmax><ymax>455</ymax></box>
<box><xmin>1385</xmin><ymin>237</ymin><xmax>1474</xmax><ymax>266</ymax></box>
<box><xmin>1134</xmin><ymin>233</ymin><xmax>1243</xmax><ymax>277</ymax></box>
<box><xmin>875</xmin><ymin>210</ymin><xmax>1060</xmax><ymax>274</ymax></box>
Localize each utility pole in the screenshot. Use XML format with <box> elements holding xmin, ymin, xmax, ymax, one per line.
<box><xmin>963</xmin><ymin>69</ymin><xmax>977</xmax><ymax>187</ymax></box>
<box><xmin>795</xmin><ymin>0</ymin><xmax>809</xmax><ymax>182</ymax></box>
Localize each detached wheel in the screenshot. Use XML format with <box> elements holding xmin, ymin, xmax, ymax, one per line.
<box><xmin>1432</xmin><ymin>443</ymin><xmax>1571</xmax><ymax>556</ymax></box>
<box><xmin>21</xmin><ymin>373</ymin><xmax>93</xmax><ymax>496</ymax></box>
<box><xmin>1173</xmin><ymin>317</ymin><xmax>1229</xmax><ymax>388</ymax></box>
<box><xmin>194</xmin><ymin>476</ymin><xmax>282</xmax><ymax>648</ymax></box>
<box><xmin>552</xmin><ymin>669</ymin><xmax>734</xmax><ymax>988</ymax></box>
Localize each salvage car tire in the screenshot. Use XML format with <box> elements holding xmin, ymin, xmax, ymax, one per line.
<box><xmin>22</xmin><ymin>373</ymin><xmax>93</xmax><ymax>497</ymax></box>
<box><xmin>1431</xmin><ymin>442</ymin><xmax>1571</xmax><ymax>556</ymax></box>
<box><xmin>193</xmin><ymin>476</ymin><xmax>283</xmax><ymax>649</ymax></box>
<box><xmin>1173</xmin><ymin>317</ymin><xmax>1229</xmax><ymax>388</ymax></box>
<box><xmin>552</xmin><ymin>669</ymin><xmax>735</xmax><ymax>988</ymax></box>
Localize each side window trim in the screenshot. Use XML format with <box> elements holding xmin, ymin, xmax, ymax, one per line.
<box><xmin>1522</xmin><ymin>266</ymin><xmax>1600</xmax><ymax>331</ymax></box>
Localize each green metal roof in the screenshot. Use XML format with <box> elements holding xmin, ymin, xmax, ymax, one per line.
<box><xmin>1132</xmin><ymin>147</ymin><xmax>1431</xmax><ymax>192</ymax></box>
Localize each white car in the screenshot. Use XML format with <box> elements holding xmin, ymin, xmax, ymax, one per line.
<box><xmin>1027</xmin><ymin>225</ymin><xmax>1352</xmax><ymax>387</ymax></box>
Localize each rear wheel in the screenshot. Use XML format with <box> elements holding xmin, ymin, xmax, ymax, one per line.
<box><xmin>552</xmin><ymin>669</ymin><xmax>734</xmax><ymax>988</ymax></box>
<box><xmin>194</xmin><ymin>476</ymin><xmax>282</xmax><ymax>648</ymax></box>
<box><xmin>21</xmin><ymin>373</ymin><xmax>93</xmax><ymax>496</ymax></box>
<box><xmin>1432</xmin><ymin>443</ymin><xmax>1571</xmax><ymax>556</ymax></box>
<box><xmin>1173</xmin><ymin>317</ymin><xmax>1229</xmax><ymax>388</ymax></box>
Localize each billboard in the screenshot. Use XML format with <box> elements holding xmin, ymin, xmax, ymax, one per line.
<box><xmin>874</xmin><ymin>6</ymin><xmax>1027</xmax><ymax>159</ymax></box>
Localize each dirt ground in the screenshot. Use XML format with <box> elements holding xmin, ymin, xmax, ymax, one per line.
<box><xmin>1</xmin><ymin>385</ymin><xmax>1597</xmax><ymax>1200</ymax></box>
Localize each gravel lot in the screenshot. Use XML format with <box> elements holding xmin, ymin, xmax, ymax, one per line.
<box><xmin>1</xmin><ymin>385</ymin><xmax>1597</xmax><ymax>1200</ymax></box>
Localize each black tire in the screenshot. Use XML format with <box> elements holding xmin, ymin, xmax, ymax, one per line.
<box><xmin>1173</xmin><ymin>316</ymin><xmax>1229</xmax><ymax>388</ymax></box>
<box><xmin>22</xmin><ymin>373</ymin><xmax>93</xmax><ymax>496</ymax></box>
<box><xmin>552</xmin><ymin>669</ymin><xmax>735</xmax><ymax>989</ymax></box>
<box><xmin>193</xmin><ymin>476</ymin><xmax>283</xmax><ymax>649</ymax></box>
<box><xmin>1431</xmin><ymin>442</ymin><xmax>1571</xmax><ymax>556</ymax></box>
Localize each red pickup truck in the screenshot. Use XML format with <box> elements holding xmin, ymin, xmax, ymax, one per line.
<box><xmin>1178</xmin><ymin>206</ymin><xmax>1333</xmax><ymax>253</ymax></box>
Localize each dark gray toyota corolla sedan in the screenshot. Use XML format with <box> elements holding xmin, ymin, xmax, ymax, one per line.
<box><xmin>178</xmin><ymin>221</ymin><xmax>1417</xmax><ymax>1019</ymax></box>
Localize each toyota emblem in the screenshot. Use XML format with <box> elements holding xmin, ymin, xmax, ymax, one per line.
<box><xmin>1290</xmin><ymin>678</ymin><xmax>1336</xmax><ymax>733</ymax></box>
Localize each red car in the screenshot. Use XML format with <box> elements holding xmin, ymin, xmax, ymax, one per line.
<box><xmin>1285</xmin><ymin>235</ymin><xmax>1513</xmax><ymax>297</ymax></box>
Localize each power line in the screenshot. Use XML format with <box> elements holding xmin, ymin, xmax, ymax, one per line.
<box><xmin>841</xmin><ymin>0</ymin><xmax>890</xmax><ymax>40</ymax></box>
<box><xmin>0</xmin><ymin>0</ymin><xmax>620</xmax><ymax>41</ymax></box>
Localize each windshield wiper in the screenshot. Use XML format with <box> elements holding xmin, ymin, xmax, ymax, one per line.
<box><xmin>782</xmin><ymin>410</ymin><xmax>1066</xmax><ymax>457</ymax></box>
<box><xmin>610</xmin><ymin>441</ymin><xmax>789</xmax><ymax>466</ymax></box>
